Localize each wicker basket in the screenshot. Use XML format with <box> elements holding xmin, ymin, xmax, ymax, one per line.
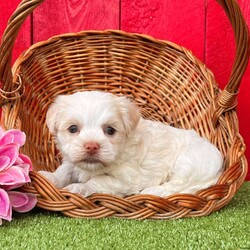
<box><xmin>0</xmin><ymin>0</ymin><xmax>249</xmax><ymax>219</ymax></box>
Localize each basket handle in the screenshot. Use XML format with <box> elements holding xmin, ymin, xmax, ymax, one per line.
<box><xmin>0</xmin><ymin>0</ymin><xmax>44</xmax><ymax>104</ymax></box>
<box><xmin>213</xmin><ymin>0</ymin><xmax>249</xmax><ymax>125</ymax></box>
<box><xmin>0</xmin><ymin>0</ymin><xmax>249</xmax><ymax>109</ymax></box>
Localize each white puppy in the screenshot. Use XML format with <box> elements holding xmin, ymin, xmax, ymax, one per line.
<box><xmin>40</xmin><ymin>91</ymin><xmax>223</xmax><ymax>197</ymax></box>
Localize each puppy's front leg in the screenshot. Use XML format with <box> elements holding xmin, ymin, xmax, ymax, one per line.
<box><xmin>39</xmin><ymin>162</ymin><xmax>75</xmax><ymax>189</ymax></box>
<box><xmin>65</xmin><ymin>175</ymin><xmax>130</xmax><ymax>197</ymax></box>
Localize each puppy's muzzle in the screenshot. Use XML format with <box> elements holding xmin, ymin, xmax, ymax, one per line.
<box><xmin>84</xmin><ymin>141</ymin><xmax>100</xmax><ymax>156</ymax></box>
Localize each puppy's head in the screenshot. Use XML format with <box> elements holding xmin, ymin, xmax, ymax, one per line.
<box><xmin>46</xmin><ymin>91</ymin><xmax>141</xmax><ymax>170</ymax></box>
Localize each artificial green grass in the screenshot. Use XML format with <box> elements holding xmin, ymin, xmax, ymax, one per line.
<box><xmin>1</xmin><ymin>183</ymin><xmax>249</xmax><ymax>250</ymax></box>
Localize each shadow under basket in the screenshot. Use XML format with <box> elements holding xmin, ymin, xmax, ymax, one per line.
<box><xmin>0</xmin><ymin>0</ymin><xmax>249</xmax><ymax>219</ymax></box>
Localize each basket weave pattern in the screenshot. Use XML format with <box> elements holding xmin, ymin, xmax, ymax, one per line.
<box><xmin>0</xmin><ymin>0</ymin><xmax>249</xmax><ymax>219</ymax></box>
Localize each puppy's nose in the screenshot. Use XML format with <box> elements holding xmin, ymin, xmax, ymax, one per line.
<box><xmin>84</xmin><ymin>142</ymin><xmax>100</xmax><ymax>155</ymax></box>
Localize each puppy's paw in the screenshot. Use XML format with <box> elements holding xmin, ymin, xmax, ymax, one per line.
<box><xmin>39</xmin><ymin>171</ymin><xmax>59</xmax><ymax>186</ymax></box>
<box><xmin>64</xmin><ymin>183</ymin><xmax>91</xmax><ymax>196</ymax></box>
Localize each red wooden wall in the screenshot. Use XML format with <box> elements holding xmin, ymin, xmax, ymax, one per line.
<box><xmin>1</xmin><ymin>0</ymin><xmax>250</xmax><ymax>180</ymax></box>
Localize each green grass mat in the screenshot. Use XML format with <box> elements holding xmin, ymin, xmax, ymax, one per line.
<box><xmin>1</xmin><ymin>182</ymin><xmax>249</xmax><ymax>250</ymax></box>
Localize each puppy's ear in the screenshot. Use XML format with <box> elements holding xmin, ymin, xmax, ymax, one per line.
<box><xmin>116</xmin><ymin>96</ymin><xmax>141</xmax><ymax>134</ymax></box>
<box><xmin>46</xmin><ymin>96</ymin><xmax>65</xmax><ymax>134</ymax></box>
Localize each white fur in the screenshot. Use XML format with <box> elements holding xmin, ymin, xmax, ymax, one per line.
<box><xmin>39</xmin><ymin>91</ymin><xmax>223</xmax><ymax>197</ymax></box>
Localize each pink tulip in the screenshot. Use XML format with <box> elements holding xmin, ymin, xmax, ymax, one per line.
<box><xmin>0</xmin><ymin>129</ymin><xmax>37</xmax><ymax>224</ymax></box>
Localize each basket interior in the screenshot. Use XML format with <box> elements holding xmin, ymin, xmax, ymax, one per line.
<box><xmin>1</xmin><ymin>31</ymin><xmax>241</xmax><ymax>173</ymax></box>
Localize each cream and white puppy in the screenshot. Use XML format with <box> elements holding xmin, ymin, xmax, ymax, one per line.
<box><xmin>40</xmin><ymin>91</ymin><xmax>223</xmax><ymax>197</ymax></box>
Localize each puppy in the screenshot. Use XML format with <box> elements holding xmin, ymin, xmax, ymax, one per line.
<box><xmin>39</xmin><ymin>91</ymin><xmax>223</xmax><ymax>197</ymax></box>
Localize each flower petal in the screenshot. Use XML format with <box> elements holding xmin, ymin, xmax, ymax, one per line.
<box><xmin>11</xmin><ymin>193</ymin><xmax>37</xmax><ymax>213</ymax></box>
<box><xmin>15</xmin><ymin>164</ymin><xmax>31</xmax><ymax>182</ymax></box>
<box><xmin>3</xmin><ymin>183</ymin><xmax>23</xmax><ymax>191</ymax></box>
<box><xmin>8</xmin><ymin>191</ymin><xmax>29</xmax><ymax>208</ymax></box>
<box><xmin>0</xmin><ymin>133</ymin><xmax>14</xmax><ymax>146</ymax></box>
<box><xmin>0</xmin><ymin>144</ymin><xmax>19</xmax><ymax>169</ymax></box>
<box><xmin>0</xmin><ymin>156</ymin><xmax>11</xmax><ymax>171</ymax></box>
<box><xmin>16</xmin><ymin>154</ymin><xmax>33</xmax><ymax>171</ymax></box>
<box><xmin>0</xmin><ymin>189</ymin><xmax>12</xmax><ymax>221</ymax></box>
<box><xmin>0</xmin><ymin>172</ymin><xmax>14</xmax><ymax>184</ymax></box>
<box><xmin>0</xmin><ymin>166</ymin><xmax>26</xmax><ymax>186</ymax></box>
<box><xmin>0</xmin><ymin>129</ymin><xmax>26</xmax><ymax>147</ymax></box>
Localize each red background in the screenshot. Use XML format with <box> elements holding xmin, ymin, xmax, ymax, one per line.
<box><xmin>1</xmin><ymin>0</ymin><xmax>249</xmax><ymax>180</ymax></box>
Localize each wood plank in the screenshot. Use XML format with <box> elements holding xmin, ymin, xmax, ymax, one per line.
<box><xmin>0</xmin><ymin>0</ymin><xmax>31</xmax><ymax>63</ymax></box>
<box><xmin>206</xmin><ymin>0</ymin><xmax>250</xmax><ymax>180</ymax></box>
<box><xmin>205</xmin><ymin>0</ymin><xmax>235</xmax><ymax>89</ymax></box>
<box><xmin>238</xmin><ymin>69</ymin><xmax>250</xmax><ymax>180</ymax></box>
<box><xmin>121</xmin><ymin>0</ymin><xmax>206</xmax><ymax>61</ymax></box>
<box><xmin>237</xmin><ymin>0</ymin><xmax>250</xmax><ymax>180</ymax></box>
<box><xmin>33</xmin><ymin>0</ymin><xmax>120</xmax><ymax>43</ymax></box>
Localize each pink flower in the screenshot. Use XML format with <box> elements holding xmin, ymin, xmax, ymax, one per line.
<box><xmin>0</xmin><ymin>129</ymin><xmax>37</xmax><ymax>225</ymax></box>
<box><xmin>0</xmin><ymin>189</ymin><xmax>11</xmax><ymax>223</ymax></box>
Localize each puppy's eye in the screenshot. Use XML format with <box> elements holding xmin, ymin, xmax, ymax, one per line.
<box><xmin>68</xmin><ymin>125</ymin><xmax>79</xmax><ymax>134</ymax></box>
<box><xmin>104</xmin><ymin>126</ymin><xmax>116</xmax><ymax>136</ymax></box>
